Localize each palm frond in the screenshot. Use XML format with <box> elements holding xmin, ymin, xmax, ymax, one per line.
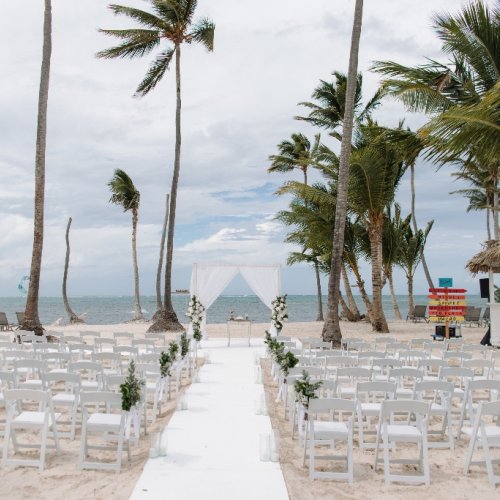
<box><xmin>189</xmin><ymin>17</ymin><xmax>215</xmax><ymax>50</ymax></box>
<box><xmin>135</xmin><ymin>48</ymin><xmax>175</xmax><ymax>96</ymax></box>
<box><xmin>108</xmin><ymin>169</ymin><xmax>140</xmax><ymax>211</ymax></box>
<box><xmin>96</xmin><ymin>29</ymin><xmax>160</xmax><ymax>59</ymax></box>
<box><xmin>108</xmin><ymin>4</ymin><xmax>166</xmax><ymax>30</ymax></box>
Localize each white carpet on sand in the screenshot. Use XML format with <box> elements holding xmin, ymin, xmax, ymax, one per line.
<box><xmin>131</xmin><ymin>339</ymin><xmax>289</xmax><ymax>500</ymax></box>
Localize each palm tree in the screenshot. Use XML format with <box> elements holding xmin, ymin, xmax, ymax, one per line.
<box><xmin>268</xmin><ymin>133</ymin><xmax>320</xmax><ymax>185</ymax></box>
<box><xmin>154</xmin><ymin>194</ymin><xmax>169</xmax><ymax>317</ymax></box>
<box><xmin>62</xmin><ymin>217</ymin><xmax>83</xmax><ymax>324</ymax></box>
<box><xmin>373</xmin><ymin>0</ymin><xmax>499</xmax><ymax>236</ymax></box>
<box><xmin>398</xmin><ymin>222</ymin><xmax>434</xmax><ymax>317</ymax></box>
<box><xmin>97</xmin><ymin>1</ymin><xmax>215</xmax><ymax>331</ymax></box>
<box><xmin>108</xmin><ymin>169</ymin><xmax>143</xmax><ymax>321</ymax></box>
<box><xmin>382</xmin><ymin>204</ymin><xmax>411</xmax><ymax>320</ymax></box>
<box><xmin>22</xmin><ymin>0</ymin><xmax>52</xmax><ymax>334</ymax></box>
<box><xmin>348</xmin><ymin>124</ymin><xmax>406</xmax><ymax>332</ymax></box>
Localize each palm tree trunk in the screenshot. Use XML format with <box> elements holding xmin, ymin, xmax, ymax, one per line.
<box><xmin>155</xmin><ymin>194</ymin><xmax>169</xmax><ymax>313</ymax></box>
<box><xmin>62</xmin><ymin>217</ymin><xmax>82</xmax><ymax>324</ymax></box>
<box><xmin>348</xmin><ymin>260</ymin><xmax>373</xmax><ymax>320</ymax></box>
<box><xmin>132</xmin><ymin>207</ymin><xmax>143</xmax><ymax>321</ymax></box>
<box><xmin>314</xmin><ymin>261</ymin><xmax>324</xmax><ymax>321</ymax></box>
<box><xmin>387</xmin><ymin>267</ymin><xmax>402</xmax><ymax>320</ymax></box>
<box><xmin>22</xmin><ymin>0</ymin><xmax>52</xmax><ymax>334</ymax></box>
<box><xmin>369</xmin><ymin>225</ymin><xmax>389</xmax><ymax>333</ymax></box>
<box><xmin>149</xmin><ymin>45</ymin><xmax>184</xmax><ymax>332</ymax></box>
<box><xmin>322</xmin><ymin>0</ymin><xmax>364</xmax><ymax>346</ymax></box>
<box><xmin>342</xmin><ymin>263</ymin><xmax>361</xmax><ymax>320</ymax></box>
<box><xmin>486</xmin><ymin>206</ymin><xmax>492</xmax><ymax>240</ymax></box>
<box><xmin>494</xmin><ymin>190</ymin><xmax>499</xmax><ymax>240</ymax></box>
<box><xmin>339</xmin><ymin>293</ymin><xmax>355</xmax><ymax>321</ymax></box>
<box><xmin>410</xmin><ymin>163</ymin><xmax>434</xmax><ymax>288</ymax></box>
<box><xmin>407</xmin><ymin>273</ymin><xmax>415</xmax><ymax>318</ymax></box>
<box><xmin>303</xmin><ymin>167</ymin><xmax>308</xmax><ymax>186</ymax></box>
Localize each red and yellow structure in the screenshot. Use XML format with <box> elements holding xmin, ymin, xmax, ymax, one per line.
<box><xmin>428</xmin><ymin>287</ymin><xmax>467</xmax><ymax>339</ymax></box>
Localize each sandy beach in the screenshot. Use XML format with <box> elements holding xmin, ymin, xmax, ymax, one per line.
<box><xmin>0</xmin><ymin>319</ymin><xmax>492</xmax><ymax>499</ymax></box>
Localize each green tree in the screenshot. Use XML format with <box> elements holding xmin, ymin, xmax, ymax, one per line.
<box><xmin>108</xmin><ymin>169</ymin><xmax>144</xmax><ymax>321</ymax></box>
<box><xmin>97</xmin><ymin>1</ymin><xmax>215</xmax><ymax>331</ymax></box>
<box><xmin>348</xmin><ymin>124</ymin><xmax>406</xmax><ymax>332</ymax></box>
<box><xmin>397</xmin><ymin>222</ymin><xmax>433</xmax><ymax>317</ymax></box>
<box><xmin>268</xmin><ymin>133</ymin><xmax>320</xmax><ymax>185</ymax></box>
<box><xmin>382</xmin><ymin>204</ymin><xmax>411</xmax><ymax>320</ymax></box>
<box><xmin>22</xmin><ymin>0</ymin><xmax>52</xmax><ymax>334</ymax></box>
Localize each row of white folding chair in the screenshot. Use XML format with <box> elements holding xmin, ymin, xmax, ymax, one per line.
<box><xmin>302</xmin><ymin>396</ymin><xmax>432</xmax><ymax>485</ymax></box>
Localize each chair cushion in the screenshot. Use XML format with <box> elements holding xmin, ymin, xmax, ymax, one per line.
<box><xmin>52</xmin><ymin>394</ymin><xmax>76</xmax><ymax>404</ymax></box>
<box><xmin>313</xmin><ymin>420</ymin><xmax>348</xmax><ymax>439</ymax></box>
<box><xmin>81</xmin><ymin>381</ymin><xmax>99</xmax><ymax>390</ymax></box>
<box><xmin>14</xmin><ymin>411</ymin><xmax>61</xmax><ymax>426</ymax></box>
<box><xmin>87</xmin><ymin>413</ymin><xmax>122</xmax><ymax>428</ymax></box>
<box><xmin>386</xmin><ymin>424</ymin><xmax>422</xmax><ymax>439</ymax></box>
<box><xmin>360</xmin><ymin>402</ymin><xmax>381</xmax><ymax>414</ymax></box>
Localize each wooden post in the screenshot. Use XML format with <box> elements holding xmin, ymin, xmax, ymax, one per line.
<box><xmin>445</xmin><ymin>287</ymin><xmax>450</xmax><ymax>340</ymax></box>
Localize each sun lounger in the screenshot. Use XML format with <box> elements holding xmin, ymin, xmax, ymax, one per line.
<box><xmin>406</xmin><ymin>305</ymin><xmax>428</xmax><ymax>323</ymax></box>
<box><xmin>464</xmin><ymin>307</ymin><xmax>481</xmax><ymax>327</ymax></box>
<box><xmin>0</xmin><ymin>312</ymin><xmax>14</xmax><ymax>331</ymax></box>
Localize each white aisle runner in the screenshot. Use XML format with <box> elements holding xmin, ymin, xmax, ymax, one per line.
<box><xmin>131</xmin><ymin>340</ymin><xmax>289</xmax><ymax>500</ymax></box>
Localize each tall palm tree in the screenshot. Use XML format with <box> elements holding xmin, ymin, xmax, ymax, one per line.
<box><xmin>382</xmin><ymin>204</ymin><xmax>411</xmax><ymax>320</ymax></box>
<box><xmin>373</xmin><ymin>0</ymin><xmax>499</xmax><ymax>236</ymax></box>
<box><xmin>154</xmin><ymin>194</ymin><xmax>169</xmax><ymax>317</ymax></box>
<box><xmin>398</xmin><ymin>222</ymin><xmax>433</xmax><ymax>317</ymax></box>
<box><xmin>22</xmin><ymin>0</ymin><xmax>52</xmax><ymax>334</ymax></box>
<box><xmin>348</xmin><ymin>124</ymin><xmax>406</xmax><ymax>333</ymax></box>
<box><xmin>62</xmin><ymin>217</ymin><xmax>83</xmax><ymax>324</ymax></box>
<box><xmin>97</xmin><ymin>1</ymin><xmax>215</xmax><ymax>331</ymax></box>
<box><xmin>268</xmin><ymin>133</ymin><xmax>320</xmax><ymax>185</ymax></box>
<box><xmin>108</xmin><ymin>169</ymin><xmax>144</xmax><ymax>321</ymax></box>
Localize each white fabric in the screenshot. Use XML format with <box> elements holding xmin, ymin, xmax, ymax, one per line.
<box><xmin>189</xmin><ymin>263</ymin><xmax>281</xmax><ymax>336</ymax></box>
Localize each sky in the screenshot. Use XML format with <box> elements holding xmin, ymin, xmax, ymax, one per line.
<box><xmin>0</xmin><ymin>0</ymin><xmax>493</xmax><ymax>298</ymax></box>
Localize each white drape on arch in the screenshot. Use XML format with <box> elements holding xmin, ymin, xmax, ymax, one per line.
<box><xmin>189</xmin><ymin>263</ymin><xmax>281</xmax><ymax>337</ymax></box>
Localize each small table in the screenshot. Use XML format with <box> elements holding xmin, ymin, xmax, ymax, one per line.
<box><xmin>226</xmin><ymin>320</ymin><xmax>252</xmax><ymax>347</ymax></box>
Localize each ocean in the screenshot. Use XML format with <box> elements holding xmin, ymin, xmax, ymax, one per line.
<box><xmin>0</xmin><ymin>294</ymin><xmax>487</xmax><ymax>326</ymax></box>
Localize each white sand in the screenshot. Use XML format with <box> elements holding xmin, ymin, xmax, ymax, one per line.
<box><xmin>0</xmin><ymin>319</ymin><xmax>492</xmax><ymax>499</ymax></box>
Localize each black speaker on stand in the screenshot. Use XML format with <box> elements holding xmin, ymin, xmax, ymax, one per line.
<box><xmin>480</xmin><ymin>278</ymin><xmax>490</xmax><ymax>301</ymax></box>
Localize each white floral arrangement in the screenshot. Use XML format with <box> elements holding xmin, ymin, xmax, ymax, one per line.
<box><xmin>271</xmin><ymin>294</ymin><xmax>288</xmax><ymax>332</ymax></box>
<box><xmin>186</xmin><ymin>295</ymin><xmax>205</xmax><ymax>342</ymax></box>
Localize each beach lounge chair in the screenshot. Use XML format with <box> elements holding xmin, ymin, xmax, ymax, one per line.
<box><xmin>15</xmin><ymin>312</ymin><xmax>24</xmax><ymax>326</ymax></box>
<box><xmin>465</xmin><ymin>307</ymin><xmax>481</xmax><ymax>327</ymax></box>
<box><xmin>406</xmin><ymin>305</ymin><xmax>428</xmax><ymax>323</ymax></box>
<box><xmin>0</xmin><ymin>313</ymin><xmax>14</xmax><ymax>331</ymax></box>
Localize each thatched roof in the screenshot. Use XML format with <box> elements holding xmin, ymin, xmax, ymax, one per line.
<box><xmin>466</xmin><ymin>240</ymin><xmax>500</xmax><ymax>275</ymax></box>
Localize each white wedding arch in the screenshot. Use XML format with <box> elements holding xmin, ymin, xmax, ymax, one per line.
<box><xmin>188</xmin><ymin>262</ymin><xmax>281</xmax><ymax>337</ymax></box>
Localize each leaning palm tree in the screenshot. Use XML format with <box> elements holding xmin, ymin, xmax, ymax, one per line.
<box><xmin>97</xmin><ymin>1</ymin><xmax>215</xmax><ymax>331</ymax></box>
<box><xmin>268</xmin><ymin>133</ymin><xmax>320</xmax><ymax>185</ymax></box>
<box><xmin>21</xmin><ymin>0</ymin><xmax>52</xmax><ymax>334</ymax></box>
<box><xmin>108</xmin><ymin>169</ymin><xmax>144</xmax><ymax>321</ymax></box>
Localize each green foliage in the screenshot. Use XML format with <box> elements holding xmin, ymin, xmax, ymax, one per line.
<box><xmin>97</xmin><ymin>0</ymin><xmax>215</xmax><ymax>97</ymax></box>
<box><xmin>277</xmin><ymin>351</ymin><xmax>299</xmax><ymax>377</ymax></box>
<box><xmin>192</xmin><ymin>327</ymin><xmax>202</xmax><ymax>342</ymax></box>
<box><xmin>168</xmin><ymin>341</ymin><xmax>179</xmax><ymax>361</ymax></box>
<box><xmin>159</xmin><ymin>351</ymin><xmax>172</xmax><ymax>378</ymax></box>
<box><xmin>120</xmin><ymin>361</ymin><xmax>144</xmax><ymax>411</ymax></box>
<box><xmin>108</xmin><ymin>169</ymin><xmax>140</xmax><ymax>212</ymax></box>
<box><xmin>180</xmin><ymin>332</ymin><xmax>190</xmax><ymax>359</ymax></box>
<box><xmin>294</xmin><ymin>370</ymin><xmax>323</xmax><ymax>407</ymax></box>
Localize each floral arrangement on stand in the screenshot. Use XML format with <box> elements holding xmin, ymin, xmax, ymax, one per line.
<box><xmin>159</xmin><ymin>351</ymin><xmax>173</xmax><ymax>378</ymax></box>
<box><xmin>186</xmin><ymin>295</ymin><xmax>205</xmax><ymax>342</ymax></box>
<box><xmin>180</xmin><ymin>331</ymin><xmax>191</xmax><ymax>359</ymax></box>
<box><xmin>120</xmin><ymin>361</ymin><xmax>145</xmax><ymax>444</ymax></box>
<box><xmin>294</xmin><ymin>370</ymin><xmax>322</xmax><ymax>409</ymax></box>
<box><xmin>264</xmin><ymin>331</ymin><xmax>298</xmax><ymax>380</ymax></box>
<box><xmin>271</xmin><ymin>295</ymin><xmax>288</xmax><ymax>333</ymax></box>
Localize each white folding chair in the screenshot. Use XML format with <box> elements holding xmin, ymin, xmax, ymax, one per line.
<box><xmin>13</xmin><ymin>359</ymin><xmax>47</xmax><ymax>390</ymax></box>
<box><xmin>463</xmin><ymin>358</ymin><xmax>493</xmax><ymax>380</ymax></box>
<box><xmin>371</xmin><ymin>358</ymin><xmax>401</xmax><ymax>382</ymax></box>
<box><xmin>41</xmin><ymin>351</ymin><xmax>71</xmax><ymax>373</ymax></box>
<box><xmin>2</xmin><ymin>389</ymin><xmax>61</xmax><ymax>470</ymax></box>
<box><xmin>458</xmin><ymin>379</ymin><xmax>500</xmax><ymax>439</ymax></box>
<box><xmin>374</xmin><ymin>399</ymin><xmax>430</xmax><ymax>485</ymax></box>
<box><xmin>79</xmin><ymin>391</ymin><xmax>129</xmax><ymax>474</ymax></box>
<box><xmin>388</xmin><ymin>367</ymin><xmax>423</xmax><ymax>399</ymax></box>
<box><xmin>444</xmin><ymin>351</ymin><xmax>472</xmax><ymax>366</ymax></box>
<box><xmin>418</xmin><ymin>359</ymin><xmax>447</xmax><ymax>381</ymax></box>
<box><xmin>303</xmin><ymin>398</ymin><xmax>357</xmax><ymax>483</ymax></box>
<box><xmin>93</xmin><ymin>352</ymin><xmax>122</xmax><ymax>375</ymax></box>
<box><xmin>464</xmin><ymin>400</ymin><xmax>500</xmax><ymax>486</ymax></box>
<box><xmin>0</xmin><ymin>371</ymin><xmax>17</xmax><ymax>436</ymax></box>
<box><xmin>356</xmin><ymin>381</ymin><xmax>396</xmax><ymax>450</ymax></box>
<box><xmin>95</xmin><ymin>337</ymin><xmax>117</xmax><ymax>353</ymax></box>
<box><xmin>42</xmin><ymin>372</ymin><xmax>81</xmax><ymax>440</ymax></box>
<box><xmin>113</xmin><ymin>332</ymin><xmax>134</xmax><ymax>345</ymax></box>
<box><xmin>335</xmin><ymin>367</ymin><xmax>371</xmax><ymax>399</ymax></box>
<box><xmin>413</xmin><ymin>380</ymin><xmax>454</xmax><ymax>449</ymax></box>
<box><xmin>69</xmin><ymin>361</ymin><xmax>103</xmax><ymax>391</ymax></box>
<box><xmin>439</xmin><ymin>366</ymin><xmax>474</xmax><ymax>424</ymax></box>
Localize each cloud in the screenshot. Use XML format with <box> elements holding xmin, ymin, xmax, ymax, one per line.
<box><xmin>0</xmin><ymin>0</ymin><xmax>494</xmax><ymax>296</ymax></box>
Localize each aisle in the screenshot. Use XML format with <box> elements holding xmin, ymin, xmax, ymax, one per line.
<box><xmin>131</xmin><ymin>339</ymin><xmax>289</xmax><ymax>500</ymax></box>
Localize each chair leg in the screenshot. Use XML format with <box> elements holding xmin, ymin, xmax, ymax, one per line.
<box><xmin>79</xmin><ymin>421</ymin><xmax>87</xmax><ymax>468</ymax></box>
<box><xmin>422</xmin><ymin>436</ymin><xmax>430</xmax><ymax>485</ymax></box>
<box><xmin>39</xmin><ymin>424</ymin><xmax>48</xmax><ymax>471</ymax></box>
<box><xmin>481</xmin><ymin>427</ymin><xmax>495</xmax><ymax>486</ymax></box>
<box><xmin>2</xmin><ymin>422</ymin><xmax>11</xmax><ymax>466</ymax></box>
<box><xmin>383</xmin><ymin>432</ymin><xmax>390</xmax><ymax>486</ymax></box>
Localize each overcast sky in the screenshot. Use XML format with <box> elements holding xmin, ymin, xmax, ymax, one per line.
<box><xmin>0</xmin><ymin>0</ymin><xmax>493</xmax><ymax>298</ymax></box>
